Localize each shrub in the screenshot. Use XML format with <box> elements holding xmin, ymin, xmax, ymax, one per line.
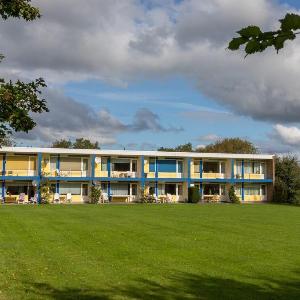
<box><xmin>139</xmin><ymin>188</ymin><xmax>156</xmax><ymax>203</ymax></box>
<box><xmin>229</xmin><ymin>185</ymin><xmax>240</xmax><ymax>204</ymax></box>
<box><xmin>188</xmin><ymin>186</ymin><xmax>200</xmax><ymax>203</ymax></box>
<box><xmin>90</xmin><ymin>185</ymin><xmax>101</xmax><ymax>204</ymax></box>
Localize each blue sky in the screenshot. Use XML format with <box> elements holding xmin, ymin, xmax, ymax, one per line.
<box><xmin>3</xmin><ymin>0</ymin><xmax>300</xmax><ymax>153</ymax></box>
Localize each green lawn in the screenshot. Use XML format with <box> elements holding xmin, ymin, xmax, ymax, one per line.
<box><xmin>0</xmin><ymin>204</ymin><xmax>299</xmax><ymax>300</ymax></box>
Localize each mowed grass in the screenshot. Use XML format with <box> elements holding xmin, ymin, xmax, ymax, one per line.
<box><xmin>0</xmin><ymin>204</ymin><xmax>299</xmax><ymax>300</ymax></box>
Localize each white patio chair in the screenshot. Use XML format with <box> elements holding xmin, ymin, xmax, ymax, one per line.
<box><xmin>30</xmin><ymin>194</ymin><xmax>38</xmax><ymax>204</ymax></box>
<box><xmin>66</xmin><ymin>193</ymin><xmax>72</xmax><ymax>203</ymax></box>
<box><xmin>54</xmin><ymin>192</ymin><xmax>60</xmax><ymax>204</ymax></box>
<box><xmin>101</xmin><ymin>192</ymin><xmax>109</xmax><ymax>203</ymax></box>
<box><xmin>18</xmin><ymin>193</ymin><xmax>26</xmax><ymax>204</ymax></box>
<box><xmin>166</xmin><ymin>193</ymin><xmax>172</xmax><ymax>203</ymax></box>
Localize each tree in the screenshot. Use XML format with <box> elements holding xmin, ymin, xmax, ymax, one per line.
<box><xmin>158</xmin><ymin>143</ymin><xmax>193</xmax><ymax>152</ymax></box>
<box><xmin>52</xmin><ymin>138</ymin><xmax>100</xmax><ymax>149</ymax></box>
<box><xmin>273</xmin><ymin>155</ymin><xmax>300</xmax><ymax>204</ymax></box>
<box><xmin>0</xmin><ymin>135</ymin><xmax>14</xmax><ymax>147</ymax></box>
<box><xmin>0</xmin><ymin>0</ymin><xmax>48</xmax><ymax>142</ymax></box>
<box><xmin>73</xmin><ymin>138</ymin><xmax>100</xmax><ymax>149</ymax></box>
<box><xmin>52</xmin><ymin>139</ymin><xmax>72</xmax><ymax>149</ymax></box>
<box><xmin>196</xmin><ymin>138</ymin><xmax>258</xmax><ymax>154</ymax></box>
<box><xmin>228</xmin><ymin>185</ymin><xmax>240</xmax><ymax>204</ymax></box>
<box><xmin>228</xmin><ymin>13</ymin><xmax>300</xmax><ymax>56</ymax></box>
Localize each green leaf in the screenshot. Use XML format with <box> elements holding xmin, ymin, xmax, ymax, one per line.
<box><xmin>228</xmin><ymin>37</ymin><xmax>248</xmax><ymax>50</ymax></box>
<box><xmin>237</xmin><ymin>26</ymin><xmax>262</xmax><ymax>38</ymax></box>
<box><xmin>245</xmin><ymin>39</ymin><xmax>261</xmax><ymax>55</ymax></box>
<box><xmin>280</xmin><ymin>13</ymin><xmax>300</xmax><ymax>31</ymax></box>
<box><xmin>274</xmin><ymin>30</ymin><xmax>296</xmax><ymax>52</ymax></box>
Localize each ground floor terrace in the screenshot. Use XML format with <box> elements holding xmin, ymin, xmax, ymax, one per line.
<box><xmin>0</xmin><ymin>180</ymin><xmax>272</xmax><ymax>204</ymax></box>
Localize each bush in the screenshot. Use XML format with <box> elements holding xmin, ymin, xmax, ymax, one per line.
<box><xmin>90</xmin><ymin>185</ymin><xmax>101</xmax><ymax>204</ymax></box>
<box><xmin>139</xmin><ymin>188</ymin><xmax>156</xmax><ymax>203</ymax></box>
<box><xmin>229</xmin><ymin>185</ymin><xmax>240</xmax><ymax>204</ymax></box>
<box><xmin>188</xmin><ymin>186</ymin><xmax>200</xmax><ymax>203</ymax></box>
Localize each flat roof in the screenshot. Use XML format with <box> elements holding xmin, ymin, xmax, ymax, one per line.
<box><xmin>0</xmin><ymin>147</ymin><xmax>275</xmax><ymax>160</ymax></box>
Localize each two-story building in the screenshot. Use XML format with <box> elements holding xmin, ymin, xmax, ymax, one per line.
<box><xmin>0</xmin><ymin>147</ymin><xmax>275</xmax><ymax>204</ymax></box>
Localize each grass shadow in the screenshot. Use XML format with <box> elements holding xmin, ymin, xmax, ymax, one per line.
<box><xmin>21</xmin><ymin>271</ymin><xmax>300</xmax><ymax>300</ymax></box>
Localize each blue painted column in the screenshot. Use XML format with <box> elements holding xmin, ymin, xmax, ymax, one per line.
<box><xmin>231</xmin><ymin>159</ymin><xmax>235</xmax><ymax>183</ymax></box>
<box><xmin>2</xmin><ymin>154</ymin><xmax>6</xmax><ymax>200</ymax></box>
<box><xmin>107</xmin><ymin>157</ymin><xmax>111</xmax><ymax>177</ymax></box>
<box><xmin>241</xmin><ymin>160</ymin><xmax>245</xmax><ymax>202</ymax></box>
<box><xmin>37</xmin><ymin>153</ymin><xmax>42</xmax><ymax>204</ymax></box>
<box><xmin>107</xmin><ymin>157</ymin><xmax>111</xmax><ymax>201</ymax></box>
<box><xmin>91</xmin><ymin>154</ymin><xmax>96</xmax><ymax>179</ymax></box>
<box><xmin>242</xmin><ymin>182</ymin><xmax>245</xmax><ymax>202</ymax></box>
<box><xmin>107</xmin><ymin>182</ymin><xmax>111</xmax><ymax>201</ymax></box>
<box><xmin>200</xmin><ymin>160</ymin><xmax>203</xmax><ymax>179</ymax></box>
<box><xmin>56</xmin><ymin>155</ymin><xmax>60</xmax><ymax>194</ymax></box>
<box><xmin>187</xmin><ymin>158</ymin><xmax>191</xmax><ymax>187</ymax></box>
<box><xmin>155</xmin><ymin>181</ymin><xmax>158</xmax><ymax>197</ymax></box>
<box><xmin>141</xmin><ymin>156</ymin><xmax>145</xmax><ymax>190</ymax></box>
<box><xmin>241</xmin><ymin>160</ymin><xmax>245</xmax><ymax>179</ymax></box>
<box><xmin>200</xmin><ymin>183</ymin><xmax>203</xmax><ymax>200</ymax></box>
<box><xmin>155</xmin><ymin>157</ymin><xmax>158</xmax><ymax>179</ymax></box>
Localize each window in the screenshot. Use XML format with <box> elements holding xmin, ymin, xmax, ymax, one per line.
<box><xmin>112</xmin><ymin>159</ymin><xmax>130</xmax><ymax>171</ymax></box>
<box><xmin>253</xmin><ymin>162</ymin><xmax>260</xmax><ymax>174</ymax></box>
<box><xmin>178</xmin><ymin>184</ymin><xmax>183</xmax><ymax>196</ymax></box>
<box><xmin>220</xmin><ymin>185</ymin><xmax>226</xmax><ymax>195</ymax></box>
<box><xmin>203</xmin><ymin>162</ymin><xmax>219</xmax><ymax>173</ymax></box>
<box><xmin>165</xmin><ymin>184</ymin><xmax>176</xmax><ymax>195</ymax></box>
<box><xmin>158</xmin><ymin>184</ymin><xmax>164</xmax><ymax>195</ymax></box>
<box><xmin>82</xmin><ymin>184</ymin><xmax>88</xmax><ymax>196</ymax></box>
<box><xmin>157</xmin><ymin>160</ymin><xmax>176</xmax><ymax>173</ymax></box>
<box><xmin>203</xmin><ymin>184</ymin><xmax>219</xmax><ymax>195</ymax></box>
<box><xmin>148</xmin><ymin>183</ymin><xmax>155</xmax><ymax>195</ymax></box>
<box><xmin>6</xmin><ymin>185</ymin><xmax>28</xmax><ymax>195</ymax></box>
<box><xmin>261</xmin><ymin>185</ymin><xmax>266</xmax><ymax>196</ymax></box>
<box><xmin>50</xmin><ymin>156</ymin><xmax>57</xmax><ymax>171</ymax></box>
<box><xmin>245</xmin><ymin>161</ymin><xmax>262</xmax><ymax>174</ymax></box>
<box><xmin>111</xmin><ymin>183</ymin><xmax>129</xmax><ymax>196</ymax></box>
<box><xmin>236</xmin><ymin>161</ymin><xmax>242</xmax><ymax>175</ymax></box>
<box><xmin>101</xmin><ymin>183</ymin><xmax>108</xmax><ymax>193</ymax></box>
<box><xmin>101</xmin><ymin>158</ymin><xmax>107</xmax><ymax>171</ymax></box>
<box><xmin>82</xmin><ymin>159</ymin><xmax>89</xmax><ymax>171</ymax></box>
<box><xmin>177</xmin><ymin>161</ymin><xmax>183</xmax><ymax>173</ymax></box>
<box><xmin>131</xmin><ymin>184</ymin><xmax>137</xmax><ymax>196</ymax></box>
<box><xmin>149</xmin><ymin>158</ymin><xmax>155</xmax><ymax>172</ymax></box>
<box><xmin>194</xmin><ymin>161</ymin><xmax>200</xmax><ymax>173</ymax></box>
<box><xmin>60</xmin><ymin>157</ymin><xmax>81</xmax><ymax>171</ymax></box>
<box><xmin>60</xmin><ymin>183</ymin><xmax>81</xmax><ymax>195</ymax></box>
<box><xmin>220</xmin><ymin>162</ymin><xmax>225</xmax><ymax>173</ymax></box>
<box><xmin>235</xmin><ymin>186</ymin><xmax>242</xmax><ymax>195</ymax></box>
<box><xmin>132</xmin><ymin>160</ymin><xmax>137</xmax><ymax>172</ymax></box>
<box><xmin>245</xmin><ymin>186</ymin><xmax>260</xmax><ymax>196</ymax></box>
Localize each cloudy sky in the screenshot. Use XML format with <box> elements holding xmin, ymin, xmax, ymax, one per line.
<box><xmin>2</xmin><ymin>0</ymin><xmax>300</xmax><ymax>153</ymax></box>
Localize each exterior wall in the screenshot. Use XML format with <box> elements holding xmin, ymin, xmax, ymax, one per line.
<box><xmin>0</xmin><ymin>148</ymin><xmax>275</xmax><ymax>204</ymax></box>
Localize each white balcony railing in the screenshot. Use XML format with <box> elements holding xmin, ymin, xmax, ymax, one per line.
<box><xmin>111</xmin><ymin>171</ymin><xmax>137</xmax><ymax>178</ymax></box>
<box><xmin>3</xmin><ymin>170</ymin><xmax>37</xmax><ymax>176</ymax></box>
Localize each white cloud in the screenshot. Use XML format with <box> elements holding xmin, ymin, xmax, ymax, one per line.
<box><xmin>273</xmin><ymin>124</ymin><xmax>300</xmax><ymax>146</ymax></box>
<box><xmin>0</xmin><ymin>0</ymin><xmax>300</xmax><ymax>124</ymax></box>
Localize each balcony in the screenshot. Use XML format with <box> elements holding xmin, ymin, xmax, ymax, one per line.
<box><xmin>111</xmin><ymin>171</ymin><xmax>137</xmax><ymax>178</ymax></box>
<box><xmin>3</xmin><ymin>169</ymin><xmax>37</xmax><ymax>177</ymax></box>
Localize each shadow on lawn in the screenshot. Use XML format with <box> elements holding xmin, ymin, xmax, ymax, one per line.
<box><xmin>23</xmin><ymin>271</ymin><xmax>300</xmax><ymax>300</ymax></box>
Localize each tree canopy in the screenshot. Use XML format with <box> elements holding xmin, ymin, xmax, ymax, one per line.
<box><xmin>228</xmin><ymin>13</ymin><xmax>300</xmax><ymax>56</ymax></box>
<box><xmin>273</xmin><ymin>155</ymin><xmax>300</xmax><ymax>204</ymax></box>
<box><xmin>196</xmin><ymin>138</ymin><xmax>258</xmax><ymax>154</ymax></box>
<box><xmin>158</xmin><ymin>143</ymin><xmax>193</xmax><ymax>152</ymax></box>
<box><xmin>0</xmin><ymin>0</ymin><xmax>48</xmax><ymax>142</ymax></box>
<box><xmin>157</xmin><ymin>138</ymin><xmax>258</xmax><ymax>154</ymax></box>
<box><xmin>52</xmin><ymin>138</ymin><xmax>100</xmax><ymax>149</ymax></box>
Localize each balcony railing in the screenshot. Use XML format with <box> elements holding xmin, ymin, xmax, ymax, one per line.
<box><xmin>47</xmin><ymin>170</ymin><xmax>90</xmax><ymax>177</ymax></box>
<box><xmin>235</xmin><ymin>173</ymin><xmax>265</xmax><ymax>180</ymax></box>
<box><xmin>2</xmin><ymin>170</ymin><xmax>37</xmax><ymax>176</ymax></box>
<box><xmin>202</xmin><ymin>172</ymin><xmax>225</xmax><ymax>179</ymax></box>
<box><xmin>111</xmin><ymin>171</ymin><xmax>137</xmax><ymax>178</ymax></box>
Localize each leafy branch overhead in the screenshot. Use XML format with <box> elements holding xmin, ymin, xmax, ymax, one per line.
<box><xmin>0</xmin><ymin>0</ymin><xmax>40</xmax><ymax>21</ymax></box>
<box><xmin>0</xmin><ymin>0</ymin><xmax>48</xmax><ymax>141</ymax></box>
<box><xmin>228</xmin><ymin>13</ymin><xmax>300</xmax><ymax>55</ymax></box>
